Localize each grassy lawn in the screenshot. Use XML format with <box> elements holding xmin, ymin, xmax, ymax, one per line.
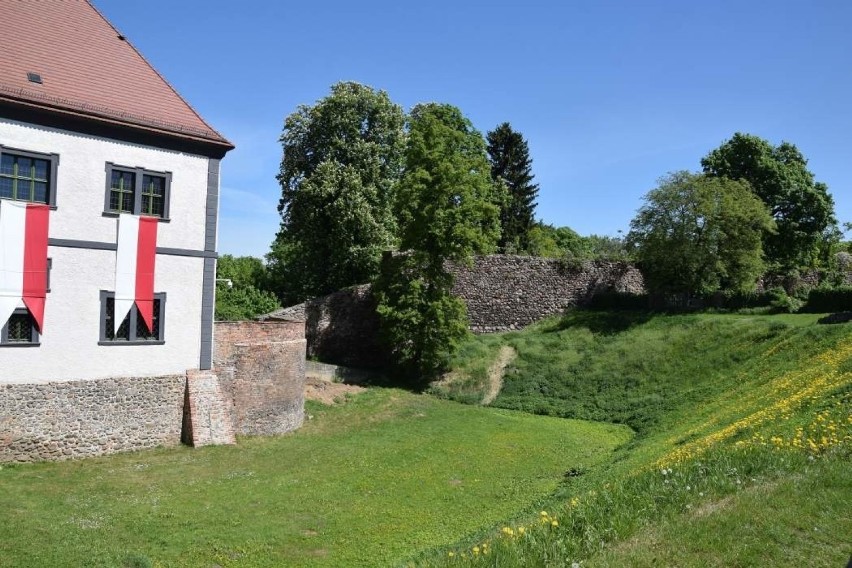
<box><xmin>417</xmin><ymin>312</ymin><xmax>851</xmax><ymax>566</ymax></box>
<box><xmin>0</xmin><ymin>389</ymin><xmax>629</xmax><ymax>567</ymax></box>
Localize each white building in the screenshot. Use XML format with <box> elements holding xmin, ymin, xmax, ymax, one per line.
<box><xmin>0</xmin><ymin>1</ymin><xmax>234</xmax><ymax>461</ymax></box>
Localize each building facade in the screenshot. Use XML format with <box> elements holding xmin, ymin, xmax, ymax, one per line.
<box><xmin>0</xmin><ymin>1</ymin><xmax>234</xmax><ymax>461</ymax></box>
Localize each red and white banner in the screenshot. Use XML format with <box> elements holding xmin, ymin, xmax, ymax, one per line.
<box><xmin>115</xmin><ymin>214</ymin><xmax>157</xmax><ymax>334</ymax></box>
<box><xmin>0</xmin><ymin>201</ymin><xmax>50</xmax><ymax>332</ymax></box>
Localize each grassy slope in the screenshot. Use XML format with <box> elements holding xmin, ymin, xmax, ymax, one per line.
<box><xmin>419</xmin><ymin>312</ymin><xmax>851</xmax><ymax>566</ymax></box>
<box><xmin>0</xmin><ymin>390</ymin><xmax>628</xmax><ymax>568</ymax></box>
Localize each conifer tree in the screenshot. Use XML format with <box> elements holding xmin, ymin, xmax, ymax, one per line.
<box><xmin>486</xmin><ymin>123</ymin><xmax>539</xmax><ymax>252</ymax></box>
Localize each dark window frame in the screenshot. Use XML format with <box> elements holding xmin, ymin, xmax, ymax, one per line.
<box><xmin>103</xmin><ymin>163</ymin><xmax>171</xmax><ymax>221</ymax></box>
<box><xmin>0</xmin><ymin>308</ymin><xmax>40</xmax><ymax>347</ymax></box>
<box><xmin>0</xmin><ymin>145</ymin><xmax>59</xmax><ymax>207</ymax></box>
<box><xmin>98</xmin><ymin>290</ymin><xmax>167</xmax><ymax>345</ymax></box>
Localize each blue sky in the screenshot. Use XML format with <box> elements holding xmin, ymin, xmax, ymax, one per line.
<box><xmin>96</xmin><ymin>0</ymin><xmax>852</xmax><ymax>258</ymax></box>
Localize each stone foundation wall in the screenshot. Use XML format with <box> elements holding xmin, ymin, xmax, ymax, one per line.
<box><xmin>213</xmin><ymin>320</ymin><xmax>306</xmax><ymax>436</ymax></box>
<box><xmin>1</xmin><ymin>320</ymin><xmax>308</xmax><ymax>463</ymax></box>
<box><xmin>0</xmin><ymin>375</ymin><xmax>185</xmax><ymax>463</ymax></box>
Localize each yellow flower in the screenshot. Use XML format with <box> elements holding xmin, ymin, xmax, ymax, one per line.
<box><xmin>448</xmin><ymin>551</ymin><xmax>455</xmax><ymax>557</ymax></box>
<box><xmin>551</xmin><ymin>519</ymin><xmax>559</xmax><ymax>527</ymax></box>
<box><xmin>540</xmin><ymin>510</ymin><xmax>548</xmax><ymax>517</ymax></box>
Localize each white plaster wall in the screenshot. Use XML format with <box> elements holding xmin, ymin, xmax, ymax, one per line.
<box><xmin>0</xmin><ymin>118</ymin><xmax>214</xmax><ymax>383</ymax></box>
<box><xmin>0</xmin><ymin>118</ymin><xmax>209</xmax><ymax>251</ymax></box>
<box><xmin>0</xmin><ymin>247</ymin><xmax>203</xmax><ymax>384</ymax></box>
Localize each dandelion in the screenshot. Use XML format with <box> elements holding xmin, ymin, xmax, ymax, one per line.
<box><xmin>448</xmin><ymin>551</ymin><xmax>454</xmax><ymax>557</ymax></box>
<box><xmin>540</xmin><ymin>510</ymin><xmax>548</xmax><ymax>517</ymax></box>
<box><xmin>518</xmin><ymin>526</ymin><xmax>526</xmax><ymax>535</ymax></box>
<box><xmin>472</xmin><ymin>546</ymin><xmax>480</xmax><ymax>556</ymax></box>
<box><xmin>551</xmin><ymin>519</ymin><xmax>559</xmax><ymax>527</ymax></box>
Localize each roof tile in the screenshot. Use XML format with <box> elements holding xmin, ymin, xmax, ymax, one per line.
<box><xmin>0</xmin><ymin>0</ymin><xmax>232</xmax><ymax>148</ymax></box>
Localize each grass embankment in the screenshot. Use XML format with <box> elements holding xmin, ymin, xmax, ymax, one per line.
<box><xmin>0</xmin><ymin>390</ymin><xmax>628</xmax><ymax>567</ymax></box>
<box><xmin>421</xmin><ymin>312</ymin><xmax>851</xmax><ymax>566</ymax></box>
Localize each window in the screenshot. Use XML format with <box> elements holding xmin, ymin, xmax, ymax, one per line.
<box><xmin>99</xmin><ymin>291</ymin><xmax>166</xmax><ymax>345</ymax></box>
<box><xmin>0</xmin><ymin>309</ymin><xmax>39</xmax><ymax>346</ymax></box>
<box><xmin>0</xmin><ymin>146</ymin><xmax>59</xmax><ymax>206</ymax></box>
<box><xmin>0</xmin><ymin>259</ymin><xmax>50</xmax><ymax>347</ymax></box>
<box><xmin>104</xmin><ymin>163</ymin><xmax>171</xmax><ymax>219</ymax></box>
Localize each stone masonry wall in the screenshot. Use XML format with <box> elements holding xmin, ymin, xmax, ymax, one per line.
<box><xmin>270</xmin><ymin>255</ymin><xmax>645</xmax><ymax>367</ymax></box>
<box><xmin>0</xmin><ymin>375</ymin><xmax>185</xmax><ymax>462</ymax></box>
<box><xmin>213</xmin><ymin>320</ymin><xmax>306</xmax><ymax>436</ymax></box>
<box><xmin>450</xmin><ymin>256</ymin><xmax>644</xmax><ymax>332</ymax></box>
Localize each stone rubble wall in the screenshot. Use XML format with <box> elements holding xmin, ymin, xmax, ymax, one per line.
<box><xmin>0</xmin><ymin>375</ymin><xmax>185</xmax><ymax>462</ymax></box>
<box><xmin>450</xmin><ymin>256</ymin><xmax>644</xmax><ymax>332</ymax></box>
<box><xmin>1</xmin><ymin>320</ymin><xmax>307</xmax><ymax>463</ymax></box>
<box><xmin>270</xmin><ymin>255</ymin><xmax>645</xmax><ymax>368</ymax></box>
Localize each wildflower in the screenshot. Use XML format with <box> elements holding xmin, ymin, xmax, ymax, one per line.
<box><xmin>685</xmin><ymin>485</ymin><xmax>690</xmax><ymax>491</ymax></box>
<box><xmin>448</xmin><ymin>551</ymin><xmax>454</xmax><ymax>557</ymax></box>
<box><xmin>518</xmin><ymin>526</ymin><xmax>526</xmax><ymax>535</ymax></box>
<box><xmin>570</xmin><ymin>497</ymin><xmax>580</xmax><ymax>507</ymax></box>
<box><xmin>572</xmin><ymin>563</ymin><xmax>581</xmax><ymax>568</ymax></box>
<box><xmin>472</xmin><ymin>546</ymin><xmax>480</xmax><ymax>555</ymax></box>
<box><xmin>699</xmin><ymin>492</ymin><xmax>704</xmax><ymax>497</ymax></box>
<box><xmin>540</xmin><ymin>510</ymin><xmax>548</xmax><ymax>517</ymax></box>
<box><xmin>551</xmin><ymin>519</ymin><xmax>559</xmax><ymax>527</ymax></box>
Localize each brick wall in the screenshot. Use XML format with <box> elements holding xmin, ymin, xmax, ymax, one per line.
<box><xmin>213</xmin><ymin>320</ymin><xmax>306</xmax><ymax>436</ymax></box>
<box><xmin>0</xmin><ymin>375</ymin><xmax>185</xmax><ymax>462</ymax></box>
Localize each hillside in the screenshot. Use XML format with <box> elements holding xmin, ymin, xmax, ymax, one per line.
<box><xmin>421</xmin><ymin>312</ymin><xmax>851</xmax><ymax>566</ymax></box>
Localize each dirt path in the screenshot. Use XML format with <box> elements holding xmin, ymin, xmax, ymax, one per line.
<box><xmin>482</xmin><ymin>346</ymin><xmax>517</xmax><ymax>405</ymax></box>
<box><xmin>304</xmin><ymin>377</ymin><xmax>366</xmax><ymax>405</ymax></box>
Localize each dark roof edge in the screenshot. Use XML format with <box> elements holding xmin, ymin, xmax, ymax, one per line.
<box><xmin>0</xmin><ymin>97</ymin><xmax>234</xmax><ymax>159</ymax></box>
<box><xmin>0</xmin><ymin>82</ymin><xmax>232</xmax><ymax>146</ymax></box>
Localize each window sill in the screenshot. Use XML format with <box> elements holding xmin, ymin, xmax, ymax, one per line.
<box><xmin>102</xmin><ymin>211</ymin><xmax>170</xmax><ymax>222</ymax></box>
<box><xmin>98</xmin><ymin>340</ymin><xmax>165</xmax><ymax>346</ymax></box>
<box><xmin>0</xmin><ymin>342</ymin><xmax>40</xmax><ymax>348</ymax></box>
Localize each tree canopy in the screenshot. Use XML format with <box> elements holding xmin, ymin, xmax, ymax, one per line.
<box><xmin>215</xmin><ymin>255</ymin><xmax>280</xmax><ymax>321</ymax></box>
<box><xmin>376</xmin><ymin>103</ymin><xmax>502</xmax><ymax>378</ymax></box>
<box><xmin>627</xmin><ymin>171</ymin><xmax>775</xmax><ymax>296</ymax></box>
<box><xmin>701</xmin><ymin>133</ymin><xmax>837</xmax><ymax>272</ymax></box>
<box><xmin>268</xmin><ymin>82</ymin><xmax>406</xmax><ymax>304</ymax></box>
<box><xmin>486</xmin><ymin>123</ymin><xmax>539</xmax><ymax>252</ymax></box>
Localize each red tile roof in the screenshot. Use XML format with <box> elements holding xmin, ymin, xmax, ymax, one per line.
<box><xmin>0</xmin><ymin>0</ymin><xmax>232</xmax><ymax>151</ymax></box>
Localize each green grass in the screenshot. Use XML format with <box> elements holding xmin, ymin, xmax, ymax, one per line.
<box><xmin>413</xmin><ymin>311</ymin><xmax>852</xmax><ymax>567</ymax></box>
<box><xmin>0</xmin><ymin>389</ymin><xmax>629</xmax><ymax>568</ymax></box>
<box><xmin>3</xmin><ymin>312</ymin><xmax>850</xmax><ymax>567</ymax></box>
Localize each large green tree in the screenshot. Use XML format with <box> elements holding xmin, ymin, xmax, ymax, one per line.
<box><xmin>701</xmin><ymin>133</ymin><xmax>837</xmax><ymax>272</ymax></box>
<box><xmin>268</xmin><ymin>82</ymin><xmax>406</xmax><ymax>304</ymax></box>
<box><xmin>375</xmin><ymin>103</ymin><xmax>502</xmax><ymax>378</ymax></box>
<box><xmin>215</xmin><ymin>255</ymin><xmax>280</xmax><ymax>320</ymax></box>
<box><xmin>486</xmin><ymin>123</ymin><xmax>539</xmax><ymax>252</ymax></box>
<box><xmin>627</xmin><ymin>171</ymin><xmax>775</xmax><ymax>296</ymax></box>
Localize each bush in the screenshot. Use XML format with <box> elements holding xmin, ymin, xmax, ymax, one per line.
<box><xmin>767</xmin><ymin>287</ymin><xmax>802</xmax><ymax>314</ymax></box>
<box><xmin>803</xmin><ymin>286</ymin><xmax>852</xmax><ymax>313</ymax></box>
<box><xmin>586</xmin><ymin>291</ymin><xmax>648</xmax><ymax>311</ymax></box>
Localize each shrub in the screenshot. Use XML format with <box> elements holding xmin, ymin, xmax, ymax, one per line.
<box><xmin>767</xmin><ymin>287</ymin><xmax>802</xmax><ymax>313</ymax></box>
<box><xmin>586</xmin><ymin>291</ymin><xmax>648</xmax><ymax>311</ymax></box>
<box><xmin>803</xmin><ymin>286</ymin><xmax>852</xmax><ymax>313</ymax></box>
